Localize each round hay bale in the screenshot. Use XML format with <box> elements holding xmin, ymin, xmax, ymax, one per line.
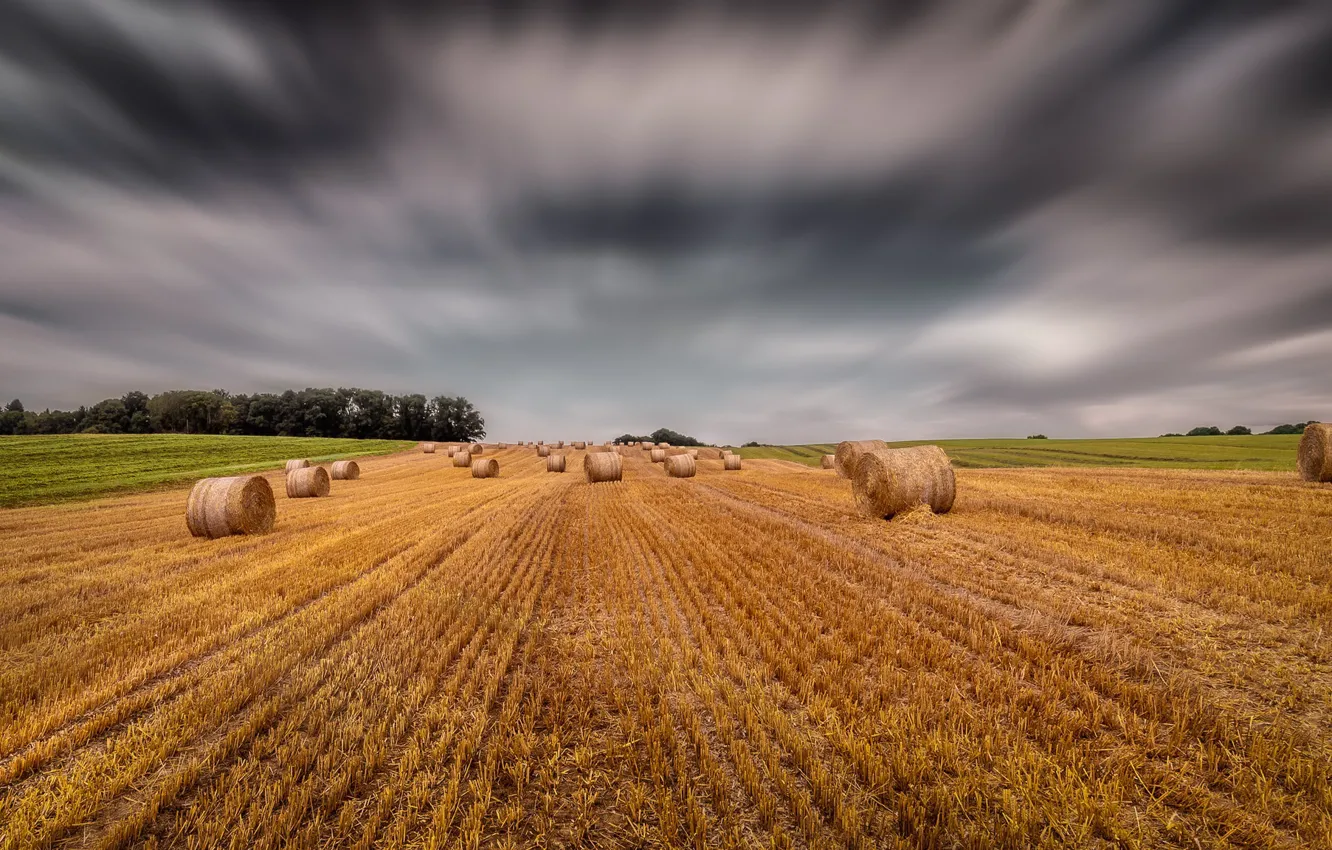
<box><xmin>556</xmin><ymin>441</ymin><xmax>565</xmax><ymax>449</ymax></box>
<box><xmin>572</xmin><ymin>441</ymin><xmax>586</xmax><ymax>450</ymax></box>
<box><xmin>517</xmin><ymin>441</ymin><xmax>525</xmax><ymax>446</ymax></box>
<box><xmin>421</xmin><ymin>443</ymin><xmax>436</xmax><ymax>454</ymax></box>
<box><xmin>447</xmin><ymin>447</ymin><xmax>457</xmax><ymax>457</ymax></box>
<box><xmin>665</xmin><ymin>447</ymin><xmax>689</xmax><ymax>457</ymax></box>
<box><xmin>834</xmin><ymin>439</ymin><xmax>889</xmax><ymax>479</ymax></box>
<box><xmin>537</xmin><ymin>445</ymin><xmax>551</xmax><ymax>458</ymax></box>
<box><xmin>657</xmin><ymin>442</ymin><xmax>670</xmax><ymax>448</ymax></box>
<box><xmin>286</xmin><ymin>465</ymin><xmax>331</xmax><ymax>499</ymax></box>
<box><xmin>472</xmin><ymin>458</ymin><xmax>500</xmax><ymax>478</ymax></box>
<box><xmin>650</xmin><ymin>448</ymin><xmax>666</xmax><ymax>463</ymax></box>
<box><xmin>664</xmin><ymin>454</ymin><xmax>697</xmax><ymax>478</ymax></box>
<box><xmin>688</xmin><ymin>449</ymin><xmax>699</xmax><ymax>458</ymax></box>
<box><xmin>821</xmin><ymin>454</ymin><xmax>836</xmax><ymax>469</ymax></box>
<box><xmin>470</xmin><ymin>444</ymin><xmax>484</xmax><ymax>455</ymax></box>
<box><xmin>453</xmin><ymin>451</ymin><xmax>472</xmax><ymax>467</ymax></box>
<box><xmin>285</xmin><ymin>459</ymin><xmax>310</xmax><ymax>472</ymax></box>
<box><xmin>723</xmin><ymin>454</ymin><xmax>742</xmax><ymax>471</ymax></box>
<box><xmin>497</xmin><ymin>442</ymin><xmax>508</xmax><ymax>450</ymax></box>
<box><xmin>537</xmin><ymin>440</ymin><xmax>544</xmax><ymax>446</ymax></box>
<box><xmin>186</xmin><ymin>475</ymin><xmax>275</xmax><ymax>539</ymax></box>
<box><xmin>852</xmin><ymin>445</ymin><xmax>955</xmax><ymax>520</ymax></box>
<box><xmin>1298</xmin><ymin>423</ymin><xmax>1332</xmax><ymax>482</ymax></box>
<box><xmin>584</xmin><ymin>452</ymin><xmax>622</xmax><ymax>482</ymax></box>
<box><xmin>331</xmin><ymin>460</ymin><xmax>360</xmax><ymax>480</ymax></box>
<box><xmin>547</xmin><ymin>453</ymin><xmax>567</xmax><ymax>473</ymax></box>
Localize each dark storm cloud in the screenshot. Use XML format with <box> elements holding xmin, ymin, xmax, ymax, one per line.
<box><xmin>2</xmin><ymin>0</ymin><xmax>1330</xmax><ymax>441</ymax></box>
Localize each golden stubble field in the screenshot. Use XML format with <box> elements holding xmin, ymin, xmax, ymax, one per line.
<box><xmin>1</xmin><ymin>447</ymin><xmax>1329</xmax><ymax>850</ymax></box>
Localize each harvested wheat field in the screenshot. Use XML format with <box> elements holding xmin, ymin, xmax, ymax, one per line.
<box><xmin>2</xmin><ymin>445</ymin><xmax>1330</xmax><ymax>850</ymax></box>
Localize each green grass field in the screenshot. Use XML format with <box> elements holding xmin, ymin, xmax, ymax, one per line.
<box><xmin>735</xmin><ymin>435</ymin><xmax>1302</xmax><ymax>471</ymax></box>
<box><xmin>0</xmin><ymin>434</ymin><xmax>414</xmax><ymax>507</ymax></box>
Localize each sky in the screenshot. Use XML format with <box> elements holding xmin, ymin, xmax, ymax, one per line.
<box><xmin>2</xmin><ymin>0</ymin><xmax>1330</xmax><ymax>443</ymax></box>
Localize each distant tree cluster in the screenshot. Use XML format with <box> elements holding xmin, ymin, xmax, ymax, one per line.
<box><xmin>0</xmin><ymin>389</ymin><xmax>485</xmax><ymax>442</ymax></box>
<box><xmin>1160</xmin><ymin>423</ymin><xmax>1310</xmax><ymax>437</ymax></box>
<box><xmin>742</xmin><ymin>441</ymin><xmax>762</xmax><ymax>447</ymax></box>
<box><xmin>1026</xmin><ymin>434</ymin><xmax>1048</xmax><ymax>440</ymax></box>
<box><xmin>614</xmin><ymin>428</ymin><xmax>704</xmax><ymax>446</ymax></box>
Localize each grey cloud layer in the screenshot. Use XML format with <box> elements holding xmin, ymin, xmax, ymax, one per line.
<box><xmin>2</xmin><ymin>0</ymin><xmax>1330</xmax><ymax>440</ymax></box>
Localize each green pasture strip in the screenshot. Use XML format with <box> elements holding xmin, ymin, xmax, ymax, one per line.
<box><xmin>0</xmin><ymin>434</ymin><xmax>414</xmax><ymax>507</ymax></box>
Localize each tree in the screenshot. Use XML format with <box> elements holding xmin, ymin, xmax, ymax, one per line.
<box><xmin>85</xmin><ymin>398</ymin><xmax>130</xmax><ymax>433</ymax></box>
<box><xmin>1185</xmin><ymin>426</ymin><xmax>1223</xmax><ymax>437</ymax></box>
<box><xmin>430</xmin><ymin>395</ymin><xmax>485</xmax><ymax>442</ymax></box>
<box><xmin>1026</xmin><ymin>434</ymin><xmax>1048</xmax><ymax>439</ymax></box>
<box><xmin>649</xmin><ymin>428</ymin><xmax>702</xmax><ymax>446</ymax></box>
<box><xmin>1264</xmin><ymin>422</ymin><xmax>1312</xmax><ymax>435</ymax></box>
<box><xmin>5</xmin><ymin>399</ymin><xmax>23</xmax><ymax>412</ymax></box>
<box><xmin>1225</xmin><ymin>425</ymin><xmax>1252</xmax><ymax>436</ymax></box>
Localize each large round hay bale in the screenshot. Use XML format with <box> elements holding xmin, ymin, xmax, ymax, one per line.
<box><xmin>421</xmin><ymin>443</ymin><xmax>436</xmax><ymax>454</ymax></box>
<box><xmin>285</xmin><ymin>459</ymin><xmax>309</xmax><ymax>472</ymax></box>
<box><xmin>331</xmin><ymin>460</ymin><xmax>360</xmax><ymax>480</ymax></box>
<box><xmin>572</xmin><ymin>441</ymin><xmax>586</xmax><ymax>450</ymax></box>
<box><xmin>453</xmin><ymin>451</ymin><xmax>472</xmax><ymax>467</ymax></box>
<box><xmin>584</xmin><ymin>452</ymin><xmax>622</xmax><ymax>482</ymax></box>
<box><xmin>286</xmin><ymin>465</ymin><xmax>331</xmax><ymax>498</ymax></box>
<box><xmin>470</xmin><ymin>444</ymin><xmax>484</xmax><ymax>455</ymax></box>
<box><xmin>186</xmin><ymin>475</ymin><xmax>275</xmax><ymax>539</ymax></box>
<box><xmin>852</xmin><ymin>445</ymin><xmax>955</xmax><ymax>520</ymax></box>
<box><xmin>723</xmin><ymin>454</ymin><xmax>742</xmax><ymax>471</ymax></box>
<box><xmin>650</xmin><ymin>448</ymin><xmax>666</xmax><ymax>463</ymax></box>
<box><xmin>821</xmin><ymin>454</ymin><xmax>835</xmax><ymax>469</ymax></box>
<box><xmin>834</xmin><ymin>439</ymin><xmax>889</xmax><ymax>479</ymax></box>
<box><xmin>547</xmin><ymin>453</ymin><xmax>567</xmax><ymax>473</ymax></box>
<box><xmin>665</xmin><ymin>454</ymin><xmax>697</xmax><ymax>478</ymax></box>
<box><xmin>1298</xmin><ymin>423</ymin><xmax>1332</xmax><ymax>482</ymax></box>
<box><xmin>537</xmin><ymin>445</ymin><xmax>551</xmax><ymax>458</ymax></box>
<box><xmin>472</xmin><ymin>458</ymin><xmax>499</xmax><ymax>478</ymax></box>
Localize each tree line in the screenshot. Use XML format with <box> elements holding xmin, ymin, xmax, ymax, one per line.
<box><xmin>0</xmin><ymin>388</ymin><xmax>485</xmax><ymax>442</ymax></box>
<box><xmin>614</xmin><ymin>428</ymin><xmax>705</xmax><ymax>446</ymax></box>
<box><xmin>1160</xmin><ymin>422</ymin><xmax>1315</xmax><ymax>437</ymax></box>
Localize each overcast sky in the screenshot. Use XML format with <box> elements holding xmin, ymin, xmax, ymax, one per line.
<box><xmin>2</xmin><ymin>1</ymin><xmax>1330</xmax><ymax>442</ymax></box>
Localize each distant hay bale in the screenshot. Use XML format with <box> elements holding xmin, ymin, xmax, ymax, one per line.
<box><xmin>556</xmin><ymin>441</ymin><xmax>565</xmax><ymax>448</ymax></box>
<box><xmin>537</xmin><ymin>440</ymin><xmax>544</xmax><ymax>446</ymax></box>
<box><xmin>331</xmin><ymin>460</ymin><xmax>360</xmax><ymax>480</ymax></box>
<box><xmin>852</xmin><ymin>445</ymin><xmax>955</xmax><ymax>520</ymax></box>
<box><xmin>472</xmin><ymin>458</ymin><xmax>499</xmax><ymax>478</ymax></box>
<box><xmin>421</xmin><ymin>443</ymin><xmax>436</xmax><ymax>454</ymax></box>
<box><xmin>572</xmin><ymin>441</ymin><xmax>586</xmax><ymax>450</ymax></box>
<box><xmin>1298</xmin><ymin>423</ymin><xmax>1332</xmax><ymax>482</ymax></box>
<box><xmin>447</xmin><ymin>447</ymin><xmax>457</xmax><ymax>457</ymax></box>
<box><xmin>497</xmin><ymin>442</ymin><xmax>508</xmax><ymax>450</ymax></box>
<box><xmin>664</xmin><ymin>454</ymin><xmax>697</xmax><ymax>478</ymax></box>
<box><xmin>517</xmin><ymin>441</ymin><xmax>525</xmax><ymax>446</ymax></box>
<box><xmin>834</xmin><ymin>439</ymin><xmax>889</xmax><ymax>479</ymax></box>
<box><xmin>584</xmin><ymin>452</ymin><xmax>622</xmax><ymax>482</ymax></box>
<box><xmin>453</xmin><ymin>451</ymin><xmax>472</xmax><ymax>467</ymax></box>
<box><xmin>688</xmin><ymin>449</ymin><xmax>699</xmax><ymax>458</ymax></box>
<box><xmin>537</xmin><ymin>445</ymin><xmax>551</xmax><ymax>458</ymax></box>
<box><xmin>285</xmin><ymin>459</ymin><xmax>309</xmax><ymax>472</ymax></box>
<box><xmin>657</xmin><ymin>442</ymin><xmax>670</xmax><ymax>448</ymax></box>
<box><xmin>547</xmin><ymin>453</ymin><xmax>566</xmax><ymax>473</ymax></box>
<box><xmin>650</xmin><ymin>448</ymin><xmax>666</xmax><ymax>463</ymax></box>
<box><xmin>470</xmin><ymin>444</ymin><xmax>484</xmax><ymax>455</ymax></box>
<box><xmin>821</xmin><ymin>454</ymin><xmax>835</xmax><ymax>469</ymax></box>
<box><xmin>186</xmin><ymin>475</ymin><xmax>275</xmax><ymax>539</ymax></box>
<box><xmin>724</xmin><ymin>454</ymin><xmax>742</xmax><ymax>471</ymax></box>
<box><xmin>286</xmin><ymin>465</ymin><xmax>331</xmax><ymax>499</ymax></box>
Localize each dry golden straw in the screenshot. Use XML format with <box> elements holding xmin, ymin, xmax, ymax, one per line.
<box><xmin>286</xmin><ymin>466</ymin><xmax>331</xmax><ymax>499</ymax></box>
<box><xmin>834</xmin><ymin>439</ymin><xmax>889</xmax><ymax>479</ymax></box>
<box><xmin>688</xmin><ymin>449</ymin><xmax>699</xmax><ymax>458</ymax></box>
<box><xmin>546</xmin><ymin>453</ymin><xmax>567</xmax><ymax>473</ymax></box>
<box><xmin>650</xmin><ymin>448</ymin><xmax>666</xmax><ymax>463</ymax></box>
<box><xmin>1298</xmin><ymin>423</ymin><xmax>1332</xmax><ymax>482</ymax></box>
<box><xmin>665</xmin><ymin>454</ymin><xmax>697</xmax><ymax>478</ymax></box>
<box><xmin>471</xmin><ymin>458</ymin><xmax>500</xmax><ymax>478</ymax></box>
<box><xmin>453</xmin><ymin>451</ymin><xmax>472</xmax><ymax>468</ymax></box>
<box><xmin>330</xmin><ymin>460</ymin><xmax>360</xmax><ymax>480</ymax></box>
<box><xmin>537</xmin><ymin>445</ymin><xmax>551</xmax><ymax>458</ymax></box>
<box><xmin>285</xmin><ymin>459</ymin><xmax>309</xmax><ymax>472</ymax></box>
<box><xmin>821</xmin><ymin>454</ymin><xmax>836</xmax><ymax>469</ymax></box>
<box><xmin>724</xmin><ymin>454</ymin><xmax>743</xmax><ymax>471</ymax></box>
<box><xmin>852</xmin><ymin>445</ymin><xmax>955</xmax><ymax>520</ymax></box>
<box><xmin>584</xmin><ymin>452</ymin><xmax>622</xmax><ymax>483</ymax></box>
<box><xmin>421</xmin><ymin>443</ymin><xmax>436</xmax><ymax>454</ymax></box>
<box><xmin>185</xmin><ymin>476</ymin><xmax>275</xmax><ymax>539</ymax></box>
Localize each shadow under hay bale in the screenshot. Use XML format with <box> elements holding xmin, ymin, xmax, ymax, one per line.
<box><xmin>186</xmin><ymin>475</ymin><xmax>275</xmax><ymax>539</ymax></box>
